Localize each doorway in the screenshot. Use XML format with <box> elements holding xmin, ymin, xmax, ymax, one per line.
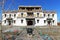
<box><xmin>26</xmin><ymin>18</ymin><xmax>35</xmax><ymax>26</ymax></box>
<box><xmin>47</xmin><ymin>18</ymin><xmax>52</xmax><ymax>25</ymax></box>
<box><xmin>27</xmin><ymin>20</ymin><xmax>33</xmax><ymax>25</ymax></box>
<box><xmin>8</xmin><ymin>20</ymin><xmax>11</xmax><ymax>25</ymax></box>
<box><xmin>7</xmin><ymin>18</ymin><xmax>13</xmax><ymax>25</ymax></box>
<box><xmin>48</xmin><ymin>21</ymin><xmax>51</xmax><ymax>25</ymax></box>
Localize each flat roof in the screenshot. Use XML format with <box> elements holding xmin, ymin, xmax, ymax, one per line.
<box><xmin>43</xmin><ymin>10</ymin><xmax>56</xmax><ymax>13</ymax></box>
<box><xmin>3</xmin><ymin>10</ymin><xmax>18</xmax><ymax>13</ymax></box>
<box><xmin>3</xmin><ymin>10</ymin><xmax>56</xmax><ymax>13</ymax></box>
<box><xmin>19</xmin><ymin>5</ymin><xmax>42</xmax><ymax>8</ymax></box>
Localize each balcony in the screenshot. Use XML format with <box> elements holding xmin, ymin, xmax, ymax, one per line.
<box><xmin>18</xmin><ymin>9</ymin><xmax>42</xmax><ymax>12</ymax></box>
<box><xmin>26</xmin><ymin>15</ymin><xmax>34</xmax><ymax>18</ymax></box>
<box><xmin>26</xmin><ymin>12</ymin><xmax>34</xmax><ymax>18</ymax></box>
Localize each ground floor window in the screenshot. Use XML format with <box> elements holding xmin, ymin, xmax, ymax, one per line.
<box><xmin>21</xmin><ymin>20</ymin><xmax>23</xmax><ymax>23</ymax></box>
<box><xmin>14</xmin><ymin>20</ymin><xmax>16</xmax><ymax>23</ymax></box>
<box><xmin>44</xmin><ymin>20</ymin><xmax>46</xmax><ymax>23</ymax></box>
<box><xmin>37</xmin><ymin>20</ymin><xmax>39</xmax><ymax>23</ymax></box>
<box><xmin>4</xmin><ymin>20</ymin><xmax>6</xmax><ymax>23</ymax></box>
<box><xmin>53</xmin><ymin>20</ymin><xmax>54</xmax><ymax>23</ymax></box>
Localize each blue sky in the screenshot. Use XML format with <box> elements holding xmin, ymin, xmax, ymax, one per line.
<box><xmin>0</xmin><ymin>0</ymin><xmax>60</xmax><ymax>22</ymax></box>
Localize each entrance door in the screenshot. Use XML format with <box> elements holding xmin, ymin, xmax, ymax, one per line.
<box><xmin>8</xmin><ymin>20</ymin><xmax>11</xmax><ymax>25</ymax></box>
<box><xmin>27</xmin><ymin>20</ymin><xmax>33</xmax><ymax>25</ymax></box>
<box><xmin>48</xmin><ymin>21</ymin><xmax>51</xmax><ymax>25</ymax></box>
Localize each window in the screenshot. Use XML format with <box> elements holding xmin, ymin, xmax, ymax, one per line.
<box><xmin>44</xmin><ymin>14</ymin><xmax>45</xmax><ymax>17</ymax></box>
<box><xmin>37</xmin><ymin>13</ymin><xmax>39</xmax><ymax>17</ymax></box>
<box><xmin>37</xmin><ymin>20</ymin><xmax>39</xmax><ymax>23</ymax></box>
<box><xmin>4</xmin><ymin>20</ymin><xmax>6</xmax><ymax>23</ymax></box>
<box><xmin>44</xmin><ymin>20</ymin><xmax>46</xmax><ymax>23</ymax></box>
<box><xmin>21</xmin><ymin>13</ymin><xmax>23</xmax><ymax>17</ymax></box>
<box><xmin>14</xmin><ymin>20</ymin><xmax>16</xmax><ymax>23</ymax></box>
<box><xmin>52</xmin><ymin>14</ymin><xmax>54</xmax><ymax>17</ymax></box>
<box><xmin>14</xmin><ymin>14</ymin><xmax>16</xmax><ymax>17</ymax></box>
<box><xmin>9</xmin><ymin>14</ymin><xmax>11</xmax><ymax>17</ymax></box>
<box><xmin>21</xmin><ymin>20</ymin><xmax>23</xmax><ymax>23</ymax></box>
<box><xmin>53</xmin><ymin>20</ymin><xmax>54</xmax><ymax>23</ymax></box>
<box><xmin>48</xmin><ymin>14</ymin><xmax>50</xmax><ymax>17</ymax></box>
<box><xmin>5</xmin><ymin>14</ymin><xmax>6</xmax><ymax>17</ymax></box>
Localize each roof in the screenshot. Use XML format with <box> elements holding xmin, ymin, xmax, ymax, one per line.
<box><xmin>3</xmin><ymin>10</ymin><xmax>56</xmax><ymax>14</ymax></box>
<box><xmin>3</xmin><ymin>6</ymin><xmax>56</xmax><ymax>13</ymax></box>
<box><xmin>43</xmin><ymin>10</ymin><xmax>56</xmax><ymax>13</ymax></box>
<box><xmin>3</xmin><ymin>10</ymin><xmax>18</xmax><ymax>13</ymax></box>
<box><xmin>19</xmin><ymin>5</ymin><xmax>42</xmax><ymax>8</ymax></box>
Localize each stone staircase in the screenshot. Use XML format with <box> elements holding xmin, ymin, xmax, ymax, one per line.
<box><xmin>33</xmin><ymin>29</ymin><xmax>43</xmax><ymax>40</ymax></box>
<box><xmin>15</xmin><ymin>28</ymin><xmax>44</xmax><ymax>40</ymax></box>
<box><xmin>15</xmin><ymin>28</ymin><xmax>27</xmax><ymax>40</ymax></box>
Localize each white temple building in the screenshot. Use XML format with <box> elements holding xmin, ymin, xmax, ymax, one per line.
<box><xmin>2</xmin><ymin>6</ymin><xmax>57</xmax><ymax>27</ymax></box>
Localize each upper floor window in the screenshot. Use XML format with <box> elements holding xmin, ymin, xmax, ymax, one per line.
<box><xmin>52</xmin><ymin>14</ymin><xmax>54</xmax><ymax>17</ymax></box>
<box><xmin>21</xmin><ymin>13</ymin><xmax>23</xmax><ymax>17</ymax></box>
<box><xmin>21</xmin><ymin>20</ymin><xmax>23</xmax><ymax>23</ymax></box>
<box><xmin>37</xmin><ymin>13</ymin><xmax>39</xmax><ymax>17</ymax></box>
<box><xmin>14</xmin><ymin>14</ymin><xmax>16</xmax><ymax>17</ymax></box>
<box><xmin>44</xmin><ymin>14</ymin><xmax>45</xmax><ymax>17</ymax></box>
<box><xmin>37</xmin><ymin>20</ymin><xmax>39</xmax><ymax>23</ymax></box>
<box><xmin>48</xmin><ymin>14</ymin><xmax>50</xmax><ymax>17</ymax></box>
<box><xmin>9</xmin><ymin>14</ymin><xmax>11</xmax><ymax>17</ymax></box>
<box><xmin>44</xmin><ymin>20</ymin><xmax>46</xmax><ymax>23</ymax></box>
<box><xmin>5</xmin><ymin>14</ymin><xmax>6</xmax><ymax>17</ymax></box>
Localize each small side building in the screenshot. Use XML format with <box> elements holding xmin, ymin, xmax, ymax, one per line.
<box><xmin>57</xmin><ymin>22</ymin><xmax>60</xmax><ymax>26</ymax></box>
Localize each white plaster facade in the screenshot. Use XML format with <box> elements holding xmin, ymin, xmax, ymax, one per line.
<box><xmin>2</xmin><ymin>6</ymin><xmax>57</xmax><ymax>26</ymax></box>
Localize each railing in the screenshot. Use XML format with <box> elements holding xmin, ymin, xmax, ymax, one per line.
<box><xmin>27</xmin><ymin>15</ymin><xmax>34</xmax><ymax>17</ymax></box>
<box><xmin>27</xmin><ymin>15</ymin><xmax>34</xmax><ymax>18</ymax></box>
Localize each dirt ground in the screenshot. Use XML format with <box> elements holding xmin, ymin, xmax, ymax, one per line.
<box><xmin>1</xmin><ymin>26</ymin><xmax>60</xmax><ymax>40</ymax></box>
<box><xmin>0</xmin><ymin>34</ymin><xmax>2</xmax><ymax>40</ymax></box>
<box><xmin>0</xmin><ymin>38</ymin><xmax>2</xmax><ymax>40</ymax></box>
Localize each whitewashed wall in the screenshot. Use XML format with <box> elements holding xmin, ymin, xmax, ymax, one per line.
<box><xmin>2</xmin><ymin>12</ymin><xmax>57</xmax><ymax>26</ymax></box>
